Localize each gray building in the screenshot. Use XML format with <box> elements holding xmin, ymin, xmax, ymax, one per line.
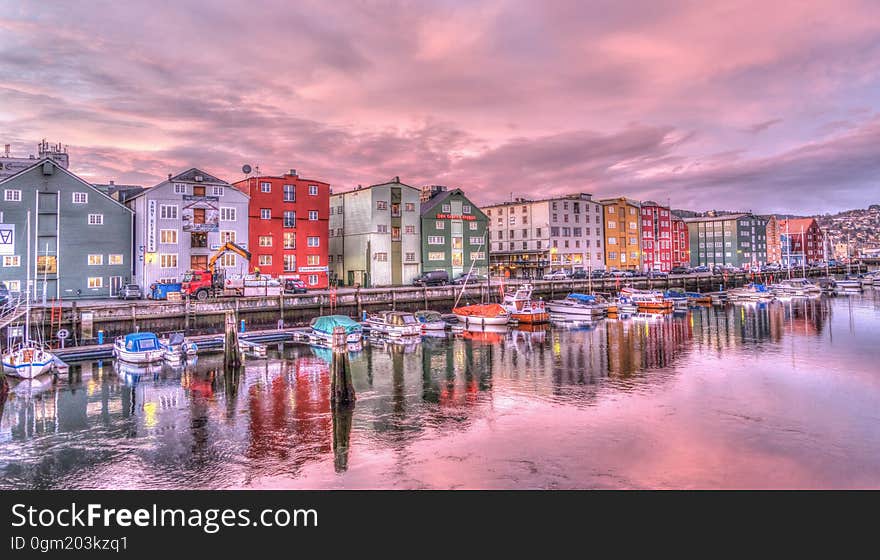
<box><xmin>0</xmin><ymin>158</ymin><xmax>133</xmax><ymax>299</ymax></box>
<box><xmin>420</xmin><ymin>187</ymin><xmax>488</xmax><ymax>279</ymax></box>
<box><xmin>0</xmin><ymin>140</ymin><xmax>70</xmax><ymax>181</ymax></box>
<box><xmin>125</xmin><ymin>168</ymin><xmax>250</xmax><ymax>292</ymax></box>
<box><xmin>685</xmin><ymin>213</ymin><xmax>768</xmax><ymax>269</ymax></box>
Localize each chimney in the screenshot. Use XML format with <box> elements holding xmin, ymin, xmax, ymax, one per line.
<box><xmin>289</xmin><ymin>169</ymin><xmax>297</xmax><ymax>176</ymax></box>
<box><xmin>168</xmin><ymin>173</ymin><xmax>172</xmax><ymax>180</ymax></box>
<box><xmin>109</xmin><ymin>180</ymin><xmax>115</xmax><ymax>186</ymax></box>
<box><xmin>3</xmin><ymin>144</ymin><xmax>9</xmax><ymax>157</ymax></box>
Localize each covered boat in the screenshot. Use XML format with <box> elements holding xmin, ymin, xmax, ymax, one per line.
<box><xmin>452</xmin><ymin>303</ymin><xmax>510</xmax><ymax>326</ymax></box>
<box><xmin>414</xmin><ymin>310</ymin><xmax>447</xmax><ymax>331</ymax></box>
<box><xmin>663</xmin><ymin>288</ymin><xmax>689</xmax><ymax>308</ymax></box>
<box><xmin>161</xmin><ymin>332</ymin><xmax>199</xmax><ymax>364</ymax></box>
<box><xmin>365</xmin><ymin>311</ymin><xmax>422</xmax><ymax>337</ymax></box>
<box><xmin>547</xmin><ymin>293</ymin><xmax>607</xmax><ymax>318</ymax></box>
<box><xmin>310</xmin><ymin>315</ymin><xmax>363</xmax><ymax>343</ymax></box>
<box><xmin>113</xmin><ymin>332</ymin><xmax>165</xmax><ymax>364</ymax></box>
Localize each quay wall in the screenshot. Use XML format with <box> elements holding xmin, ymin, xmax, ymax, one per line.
<box><xmin>19</xmin><ymin>266</ymin><xmax>864</xmax><ymax>347</ymax></box>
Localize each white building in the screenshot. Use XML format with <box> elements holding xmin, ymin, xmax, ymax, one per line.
<box><xmin>125</xmin><ymin>168</ymin><xmax>250</xmax><ymax>292</ymax></box>
<box><xmin>483</xmin><ymin>193</ymin><xmax>605</xmax><ymax>279</ymax></box>
<box><xmin>329</xmin><ymin>178</ymin><xmax>421</xmax><ymax>287</ymax></box>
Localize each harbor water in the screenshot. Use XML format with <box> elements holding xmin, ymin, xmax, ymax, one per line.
<box><xmin>1</xmin><ymin>292</ymin><xmax>879</xmax><ymax>489</ymax></box>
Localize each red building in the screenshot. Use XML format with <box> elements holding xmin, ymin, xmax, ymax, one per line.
<box><xmin>778</xmin><ymin>218</ymin><xmax>824</xmax><ymax>265</ymax></box>
<box><xmin>233</xmin><ymin>170</ymin><xmax>330</xmax><ymax>288</ymax></box>
<box><xmin>639</xmin><ymin>202</ymin><xmax>688</xmax><ymax>271</ymax></box>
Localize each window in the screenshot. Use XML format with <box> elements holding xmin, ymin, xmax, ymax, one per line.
<box><xmin>470</xmin><ymin>237</ymin><xmax>484</xmax><ymax>245</ymax></box>
<box><xmin>469</xmin><ymin>222</ymin><xmax>478</xmax><ymax>231</ymax></box>
<box><xmin>88</xmin><ymin>277</ymin><xmax>103</xmax><ymax>289</ymax></box>
<box><xmin>308</xmin><ymin>275</ymin><xmax>319</xmax><ymax>285</ymax></box>
<box><xmin>472</xmin><ymin>251</ymin><xmax>485</xmax><ymax>261</ymax></box>
<box><xmin>109</xmin><ymin>254</ymin><xmax>124</xmax><ymax>265</ymax></box>
<box><xmin>72</xmin><ymin>192</ymin><xmax>88</xmax><ymax>204</ymax></box>
<box><xmin>259</xmin><ymin>236</ymin><xmax>273</xmax><ymax>247</ymax></box>
<box><xmin>375</xmin><ymin>252</ymin><xmax>388</xmax><ymax>262</ymax></box>
<box><xmin>392</xmin><ymin>226</ymin><xmax>400</xmax><ymax>241</ymax></box>
<box><xmin>212</xmin><ymin>187</ymin><xmax>224</xmax><ymax>197</ymax></box>
<box><xmin>608</xmin><ymin>237</ymin><xmax>618</xmax><ymax>245</ymax></box>
<box><xmin>307</xmin><ymin>255</ymin><xmax>320</xmax><ymax>265</ymax></box>
<box><xmin>309</xmin><ymin>185</ymin><xmax>319</xmax><ymax>196</ymax></box>
<box><xmin>88</xmin><ymin>214</ymin><xmax>104</xmax><ymax>225</ymax></box>
<box><xmin>522</xmin><ymin>228</ymin><xmax>528</xmax><ymax>237</ymax></box>
<box><xmin>405</xmin><ymin>225</ymin><xmax>415</xmax><ymax>234</ymax></box>
<box><xmin>160</xmin><ymin>229</ymin><xmax>177</xmax><ymax>244</ymax></box>
<box><xmin>284</xmin><ymin>255</ymin><xmax>296</xmax><ymax>272</ymax></box>
<box><xmin>88</xmin><ymin>254</ymin><xmax>103</xmax><ymax>266</ymax></box>
<box><xmin>436</xmin><ymin>221</ymin><xmax>445</xmax><ymax>230</ymax></box>
<box><xmin>405</xmin><ymin>252</ymin><xmax>415</xmax><ymax>262</ymax></box>
<box><xmin>377</xmin><ymin>201</ymin><xmax>387</xmax><ymax>210</ymax></box>
<box><xmin>391</xmin><ymin>203</ymin><xmax>400</xmax><ymax>217</ymax></box>
<box><xmin>608</xmin><ymin>221</ymin><xmax>616</xmax><ymax>229</ymax></box>
<box><xmin>259</xmin><ymin>255</ymin><xmax>272</xmax><ymax>266</ymax></box>
<box><xmin>160</xmin><ymin>254</ymin><xmax>178</xmax><ymax>268</ymax></box>
<box><xmin>174</xmin><ymin>184</ymin><xmax>187</xmax><ymax>194</ymax></box>
<box><xmin>378</xmin><ymin>224</ymin><xmax>388</xmax><ymax>233</ymax></box>
<box><xmin>428</xmin><ymin>252</ymin><xmax>445</xmax><ymax>261</ymax></box>
<box><xmin>509</xmin><ymin>216</ymin><xmax>516</xmax><ymax>225</ymax></box>
<box><xmin>261</xmin><ymin>208</ymin><xmax>271</xmax><ymax>220</ymax></box>
<box><xmin>442</xmin><ymin>204</ymin><xmax>451</xmax><ymax>213</ymax></box>
<box><xmin>463</xmin><ymin>204</ymin><xmax>472</xmax><ymax>214</ymax></box>
<box><xmin>220</xmin><ymin>254</ymin><xmax>236</xmax><ymax>267</ymax></box>
<box><xmin>428</xmin><ymin>236</ymin><xmax>444</xmax><ymax>245</ymax></box>
<box><xmin>220</xmin><ymin>207</ymin><xmax>236</xmax><ymax>221</ymax></box>
<box><xmin>283</xmin><ymin>184</ymin><xmax>295</xmax><ymax>202</ymax></box>
<box><xmin>160</xmin><ymin>205</ymin><xmax>178</xmax><ymax>219</ymax></box>
<box><xmin>261</xmin><ymin>182</ymin><xmax>272</xmax><ymax>193</ymax></box>
<box><xmin>536</xmin><ymin>227</ymin><xmax>542</xmax><ymax>237</ymax></box>
<box><xmin>551</xmin><ymin>227</ymin><xmax>560</xmax><ymax>237</ymax></box>
<box><xmin>220</xmin><ymin>230</ymin><xmax>236</xmax><ymax>243</ymax></box>
<box><xmin>284</xmin><ymin>211</ymin><xmax>296</xmax><ymax>227</ymax></box>
<box><xmin>308</xmin><ymin>210</ymin><xmax>318</xmax><ymax>221</ymax></box>
<box><xmin>405</xmin><ymin>203</ymin><xmax>415</xmax><ymax>212</ymax></box>
<box><xmin>328</xmin><ymin>255</ymin><xmax>333</xmax><ymax>263</ymax></box>
<box><xmin>307</xmin><ymin>236</ymin><xmax>319</xmax><ymax>247</ymax></box>
<box><xmin>2</xmin><ymin>255</ymin><xmax>20</xmax><ymax>267</ymax></box>
<box><xmin>523</xmin><ymin>241</ymin><xmax>528</xmax><ymax>250</ymax></box>
<box><xmin>283</xmin><ymin>232</ymin><xmax>295</xmax><ymax>249</ymax></box>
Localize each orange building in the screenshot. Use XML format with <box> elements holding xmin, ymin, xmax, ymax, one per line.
<box><xmin>599</xmin><ymin>197</ymin><xmax>641</xmax><ymax>270</ymax></box>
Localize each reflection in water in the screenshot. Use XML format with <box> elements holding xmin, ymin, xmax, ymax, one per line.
<box><xmin>1</xmin><ymin>295</ymin><xmax>879</xmax><ymax>489</ymax></box>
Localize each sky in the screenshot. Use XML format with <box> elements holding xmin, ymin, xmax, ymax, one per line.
<box><xmin>1</xmin><ymin>0</ymin><xmax>879</xmax><ymax>214</ymax></box>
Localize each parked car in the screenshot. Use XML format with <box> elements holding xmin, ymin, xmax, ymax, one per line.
<box><xmin>283</xmin><ymin>278</ymin><xmax>308</xmax><ymax>294</ymax></box>
<box><xmin>647</xmin><ymin>270</ymin><xmax>668</xmax><ymax>279</ymax></box>
<box><xmin>413</xmin><ymin>270</ymin><xmax>450</xmax><ymax>286</ymax></box>
<box><xmin>117</xmin><ymin>284</ymin><xmax>143</xmax><ymax>300</ymax></box>
<box><xmin>670</xmin><ymin>266</ymin><xmax>689</xmax><ymax>275</ymax></box>
<box><xmin>452</xmin><ymin>273</ymin><xmax>489</xmax><ymax>285</ymax></box>
<box><xmin>570</xmin><ymin>269</ymin><xmax>587</xmax><ymax>279</ymax></box>
<box><xmin>692</xmin><ymin>265</ymin><xmax>710</xmax><ymax>274</ymax></box>
<box><xmin>609</xmin><ymin>270</ymin><xmax>633</xmax><ymax>278</ymax></box>
<box><xmin>542</xmin><ymin>271</ymin><xmax>568</xmax><ymax>281</ymax></box>
<box><xmin>591</xmin><ymin>269</ymin><xmax>608</xmax><ymax>278</ymax></box>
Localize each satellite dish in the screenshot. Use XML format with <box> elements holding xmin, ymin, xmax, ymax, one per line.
<box><xmin>242</xmin><ymin>164</ymin><xmax>252</xmax><ymax>175</ymax></box>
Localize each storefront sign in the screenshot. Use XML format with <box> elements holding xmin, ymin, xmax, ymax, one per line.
<box><xmin>435</xmin><ymin>213</ymin><xmax>476</xmax><ymax>221</ymax></box>
<box><xmin>297</xmin><ymin>266</ymin><xmax>328</xmax><ymax>273</ymax></box>
<box><xmin>0</xmin><ymin>223</ymin><xmax>14</xmax><ymax>255</ymax></box>
<box><xmin>146</xmin><ymin>200</ymin><xmax>157</xmax><ymax>252</ymax></box>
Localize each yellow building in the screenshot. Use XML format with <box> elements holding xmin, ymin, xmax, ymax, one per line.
<box><xmin>599</xmin><ymin>197</ymin><xmax>641</xmax><ymax>270</ymax></box>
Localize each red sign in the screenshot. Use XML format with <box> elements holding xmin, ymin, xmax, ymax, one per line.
<box><xmin>436</xmin><ymin>213</ymin><xmax>476</xmax><ymax>221</ymax></box>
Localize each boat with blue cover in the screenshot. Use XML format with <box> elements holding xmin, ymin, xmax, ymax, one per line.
<box><xmin>547</xmin><ymin>293</ymin><xmax>608</xmax><ymax>317</ymax></box>
<box><xmin>113</xmin><ymin>332</ymin><xmax>165</xmax><ymax>364</ymax></box>
<box><xmin>310</xmin><ymin>315</ymin><xmax>363</xmax><ymax>344</ymax></box>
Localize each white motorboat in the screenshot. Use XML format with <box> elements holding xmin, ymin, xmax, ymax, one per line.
<box><xmin>773</xmin><ymin>278</ymin><xmax>823</xmax><ymax>297</ymax></box>
<box><xmin>414</xmin><ymin>310</ymin><xmax>448</xmax><ymax>331</ymax></box>
<box><xmin>310</xmin><ymin>315</ymin><xmax>363</xmax><ymax>344</ymax></box>
<box><xmin>836</xmin><ymin>276</ymin><xmax>862</xmax><ymax>291</ymax></box>
<box><xmin>113</xmin><ymin>332</ymin><xmax>165</xmax><ymax>364</ymax></box>
<box><xmin>365</xmin><ymin>311</ymin><xmax>422</xmax><ymax>337</ymax></box>
<box><xmin>161</xmin><ymin>332</ymin><xmax>199</xmax><ymax>364</ymax></box>
<box><xmin>546</xmin><ymin>293</ymin><xmax>607</xmax><ymax>318</ymax></box>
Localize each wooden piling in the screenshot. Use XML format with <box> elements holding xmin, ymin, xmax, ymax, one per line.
<box><xmin>330</xmin><ymin>326</ymin><xmax>356</xmax><ymax>406</ymax></box>
<box><xmin>223</xmin><ymin>311</ymin><xmax>242</xmax><ymax>370</ymax></box>
<box><xmin>332</xmin><ymin>406</ymin><xmax>353</xmax><ymax>473</ymax></box>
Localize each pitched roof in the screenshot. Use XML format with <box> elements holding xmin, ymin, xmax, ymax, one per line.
<box><xmin>683</xmin><ymin>213</ymin><xmax>751</xmax><ymax>223</ymax></box>
<box><xmin>778</xmin><ymin>218</ymin><xmax>819</xmax><ymax>232</ymax></box>
<box><xmin>170</xmin><ymin>167</ymin><xmax>229</xmax><ymax>185</ymax></box>
<box><xmin>420</xmin><ymin>188</ymin><xmax>489</xmax><ymax>220</ymax></box>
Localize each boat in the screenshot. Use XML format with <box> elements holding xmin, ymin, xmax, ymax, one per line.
<box><xmin>310</xmin><ymin>315</ymin><xmax>363</xmax><ymax>344</ymax></box>
<box><xmin>730</xmin><ymin>283</ymin><xmax>774</xmax><ymax>301</ymax></box>
<box><xmin>632</xmin><ymin>312</ymin><xmax>667</xmax><ymax>321</ymax></box>
<box><xmin>708</xmin><ymin>290</ymin><xmax>729</xmax><ymax>305</ymax></box>
<box><xmin>814</xmin><ymin>277</ymin><xmax>838</xmax><ymax>294</ymax></box>
<box><xmin>614</xmin><ymin>295</ymin><xmax>638</xmax><ymax>314</ymax></box>
<box><xmin>836</xmin><ymin>275</ymin><xmax>862</xmax><ymax>291</ymax></box>
<box><xmin>772</xmin><ymin>278</ymin><xmax>822</xmax><ymax>297</ymax></box>
<box><xmin>452</xmin><ymin>303</ymin><xmax>510</xmax><ymax>326</ymax></box>
<box><xmin>161</xmin><ymin>332</ymin><xmax>199</xmax><ymax>364</ymax></box>
<box><xmin>663</xmin><ymin>288</ymin><xmax>690</xmax><ymax>308</ymax></box>
<box><xmin>501</xmin><ymin>284</ymin><xmax>549</xmax><ymax>323</ymax></box>
<box><xmin>413</xmin><ymin>310</ymin><xmax>448</xmax><ymax>331</ymax></box>
<box><xmin>685</xmin><ymin>291</ymin><xmax>712</xmax><ymax>305</ymax></box>
<box><xmin>630</xmin><ymin>292</ymin><xmax>674</xmax><ymax>311</ymax></box>
<box><xmin>365</xmin><ymin>311</ymin><xmax>422</xmax><ymax>337</ymax></box>
<box><xmin>113</xmin><ymin>332</ymin><xmax>165</xmax><ymax>364</ymax></box>
<box><xmin>2</xmin><ymin>344</ymin><xmax>54</xmax><ymax>379</ymax></box>
<box><xmin>546</xmin><ymin>293</ymin><xmax>607</xmax><ymax>318</ymax></box>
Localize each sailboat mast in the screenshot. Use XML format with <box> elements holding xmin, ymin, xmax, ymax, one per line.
<box><xmin>25</xmin><ymin>211</ymin><xmax>31</xmax><ymax>343</ymax></box>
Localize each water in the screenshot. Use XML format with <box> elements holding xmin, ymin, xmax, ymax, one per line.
<box><xmin>2</xmin><ymin>293</ymin><xmax>879</xmax><ymax>489</ymax></box>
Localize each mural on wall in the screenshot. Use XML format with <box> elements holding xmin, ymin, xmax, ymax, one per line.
<box><xmin>181</xmin><ymin>196</ymin><xmax>219</xmax><ymax>233</ymax></box>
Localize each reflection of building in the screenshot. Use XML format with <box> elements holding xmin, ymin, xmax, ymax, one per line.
<box><xmin>779</xmin><ymin>218</ymin><xmax>824</xmax><ymax>266</ymax></box>
<box><xmin>599</xmin><ymin>197</ymin><xmax>641</xmax><ymax>271</ymax></box>
<box><xmin>0</xmin><ymin>158</ymin><xmax>132</xmax><ymax>298</ymax></box>
<box><xmin>639</xmin><ymin>201</ymin><xmax>690</xmax><ymax>271</ymax></box>
<box><xmin>484</xmin><ymin>193</ymin><xmax>605</xmax><ymax>278</ymax></box>
<box><xmin>329</xmin><ymin>178</ymin><xmax>422</xmax><ymax>287</ymax></box>
<box><xmin>126</xmin><ymin>168</ymin><xmax>250</xmax><ymax>292</ymax></box>
<box><xmin>685</xmin><ymin>213</ymin><xmax>767</xmax><ymax>269</ymax></box>
<box><xmin>419</xmin><ymin>187</ymin><xmax>488</xmax><ymax>279</ymax></box>
<box><xmin>233</xmin><ymin>170</ymin><xmax>330</xmax><ymax>288</ymax></box>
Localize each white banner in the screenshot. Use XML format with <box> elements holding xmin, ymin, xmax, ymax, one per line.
<box><xmin>147</xmin><ymin>200</ymin><xmax>157</xmax><ymax>252</ymax></box>
<box><xmin>0</xmin><ymin>223</ymin><xmax>14</xmax><ymax>255</ymax></box>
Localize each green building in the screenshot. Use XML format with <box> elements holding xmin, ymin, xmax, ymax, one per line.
<box><xmin>685</xmin><ymin>213</ymin><xmax>768</xmax><ymax>269</ymax></box>
<box><xmin>0</xmin><ymin>158</ymin><xmax>133</xmax><ymax>299</ymax></box>
<box><xmin>419</xmin><ymin>187</ymin><xmax>488</xmax><ymax>279</ymax></box>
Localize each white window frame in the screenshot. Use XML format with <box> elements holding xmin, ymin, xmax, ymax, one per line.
<box><xmin>308</xmin><ymin>210</ymin><xmax>318</xmax><ymax>221</ymax></box>
<box><xmin>159</xmin><ymin>253</ymin><xmax>178</xmax><ymax>269</ymax></box>
<box><xmin>88</xmin><ymin>214</ymin><xmax>104</xmax><ymax>225</ymax></box>
<box><xmin>2</xmin><ymin>255</ymin><xmax>20</xmax><ymax>267</ymax></box>
<box><xmin>160</xmin><ymin>229</ymin><xmax>178</xmax><ymax>244</ymax></box>
<box><xmin>72</xmin><ymin>192</ymin><xmax>88</xmax><ymax>204</ymax></box>
<box><xmin>212</xmin><ymin>186</ymin><xmax>224</xmax><ymax>196</ymax></box>
<box><xmin>258</xmin><ymin>255</ymin><xmax>272</xmax><ymax>266</ymax></box>
<box><xmin>109</xmin><ymin>254</ymin><xmax>124</xmax><ymax>265</ymax></box>
<box><xmin>4</xmin><ymin>189</ymin><xmax>22</xmax><ymax>202</ymax></box>
<box><xmin>309</xmin><ymin>185</ymin><xmax>318</xmax><ymax>196</ymax></box>
<box><xmin>160</xmin><ymin>205</ymin><xmax>178</xmax><ymax>220</ymax></box>
<box><xmin>307</xmin><ymin>236</ymin><xmax>319</xmax><ymax>247</ymax></box>
<box><xmin>87</xmin><ymin>277</ymin><xmax>103</xmax><ymax>289</ymax></box>
<box><xmin>261</xmin><ymin>182</ymin><xmax>272</xmax><ymax>193</ymax></box>
<box><xmin>88</xmin><ymin>254</ymin><xmax>104</xmax><ymax>266</ymax></box>
<box><xmin>174</xmin><ymin>183</ymin><xmax>187</xmax><ymax>194</ymax></box>
<box><xmin>261</xmin><ymin>208</ymin><xmax>271</xmax><ymax>220</ymax></box>
<box><xmin>220</xmin><ymin>207</ymin><xmax>236</xmax><ymax>221</ymax></box>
